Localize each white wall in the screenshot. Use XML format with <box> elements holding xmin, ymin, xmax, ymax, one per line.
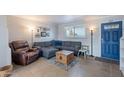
<box><xmin>33</xmin><ymin>24</ymin><xmax>58</xmax><ymax>42</ymax></box>
<box><xmin>7</xmin><ymin>15</ymin><xmax>124</xmax><ymax>57</ymax></box>
<box><xmin>7</xmin><ymin>16</ymin><xmax>58</xmax><ymax>46</ymax></box>
<box><xmin>7</xmin><ymin>16</ymin><xmax>32</xmax><ymax>45</ymax></box>
<box><xmin>57</xmin><ymin>15</ymin><xmax>124</xmax><ymax>57</ymax></box>
<box><xmin>0</xmin><ymin>16</ymin><xmax>11</xmax><ymax>68</ymax></box>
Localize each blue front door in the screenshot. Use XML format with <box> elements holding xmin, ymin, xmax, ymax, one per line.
<box><xmin>101</xmin><ymin>21</ymin><xmax>122</xmax><ymax>62</ymax></box>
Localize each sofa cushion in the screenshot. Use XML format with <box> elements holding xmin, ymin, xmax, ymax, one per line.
<box><xmin>62</xmin><ymin>41</ymin><xmax>81</xmax><ymax>47</ymax></box>
<box><xmin>33</xmin><ymin>41</ymin><xmax>52</xmax><ymax>47</ymax></box>
<box><xmin>51</xmin><ymin>40</ymin><xmax>62</xmax><ymax>46</ymax></box>
<box><xmin>39</xmin><ymin>42</ymin><xmax>44</xmax><ymax>47</ymax></box>
<box><xmin>62</xmin><ymin>41</ymin><xmax>70</xmax><ymax>47</ymax></box>
<box><xmin>44</xmin><ymin>41</ymin><xmax>52</xmax><ymax>47</ymax></box>
<box><xmin>62</xmin><ymin>46</ymin><xmax>75</xmax><ymax>51</ymax></box>
<box><xmin>12</xmin><ymin>41</ymin><xmax>29</xmax><ymax>50</ymax></box>
<box><xmin>74</xmin><ymin>45</ymin><xmax>81</xmax><ymax>50</ymax></box>
<box><xmin>33</xmin><ymin>42</ymin><xmax>42</xmax><ymax>47</ymax></box>
<box><xmin>27</xmin><ymin>52</ymin><xmax>38</xmax><ymax>58</ymax></box>
<box><xmin>41</xmin><ymin>47</ymin><xmax>58</xmax><ymax>58</ymax></box>
<box><xmin>41</xmin><ymin>47</ymin><xmax>58</xmax><ymax>53</ymax></box>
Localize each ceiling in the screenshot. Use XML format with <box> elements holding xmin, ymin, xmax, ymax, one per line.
<box><xmin>14</xmin><ymin>15</ymin><xmax>111</xmax><ymax>24</ymax></box>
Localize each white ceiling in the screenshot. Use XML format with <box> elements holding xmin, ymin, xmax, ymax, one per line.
<box><xmin>14</xmin><ymin>15</ymin><xmax>110</xmax><ymax>24</ymax></box>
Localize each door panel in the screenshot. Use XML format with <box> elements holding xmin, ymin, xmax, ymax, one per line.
<box><xmin>112</xmin><ymin>31</ymin><xmax>119</xmax><ymax>41</ymax></box>
<box><xmin>104</xmin><ymin>31</ymin><xmax>110</xmax><ymax>41</ymax></box>
<box><xmin>112</xmin><ymin>45</ymin><xmax>118</xmax><ymax>55</ymax></box>
<box><xmin>101</xmin><ymin>21</ymin><xmax>122</xmax><ymax>62</ymax></box>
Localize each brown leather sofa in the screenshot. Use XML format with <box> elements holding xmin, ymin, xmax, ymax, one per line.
<box><xmin>10</xmin><ymin>40</ymin><xmax>39</xmax><ymax>65</ymax></box>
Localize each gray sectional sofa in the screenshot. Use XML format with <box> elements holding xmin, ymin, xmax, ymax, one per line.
<box><xmin>33</xmin><ymin>40</ymin><xmax>81</xmax><ymax>59</ymax></box>
<box><xmin>61</xmin><ymin>41</ymin><xmax>81</xmax><ymax>55</ymax></box>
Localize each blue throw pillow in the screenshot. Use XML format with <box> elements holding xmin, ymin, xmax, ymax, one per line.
<box><xmin>51</xmin><ymin>40</ymin><xmax>62</xmax><ymax>46</ymax></box>
<box><xmin>55</xmin><ymin>40</ymin><xmax>62</xmax><ymax>46</ymax></box>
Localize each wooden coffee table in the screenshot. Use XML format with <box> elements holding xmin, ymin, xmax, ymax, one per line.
<box><xmin>56</xmin><ymin>50</ymin><xmax>75</xmax><ymax>71</ymax></box>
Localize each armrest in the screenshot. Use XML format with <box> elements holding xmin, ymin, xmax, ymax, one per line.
<box><xmin>75</xmin><ymin>46</ymin><xmax>81</xmax><ymax>50</ymax></box>
<box><xmin>29</xmin><ymin>48</ymin><xmax>39</xmax><ymax>52</ymax></box>
<box><xmin>13</xmin><ymin>51</ymin><xmax>27</xmax><ymax>60</ymax></box>
<box><xmin>13</xmin><ymin>51</ymin><xmax>27</xmax><ymax>65</ymax></box>
<box><xmin>32</xmin><ymin>46</ymin><xmax>41</xmax><ymax>49</ymax></box>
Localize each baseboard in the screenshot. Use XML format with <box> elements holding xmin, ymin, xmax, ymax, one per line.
<box><xmin>95</xmin><ymin>57</ymin><xmax>119</xmax><ymax>64</ymax></box>
<box><xmin>89</xmin><ymin>55</ymin><xmax>94</xmax><ymax>57</ymax></box>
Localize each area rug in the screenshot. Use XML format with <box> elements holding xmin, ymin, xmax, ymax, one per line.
<box><xmin>42</xmin><ymin>57</ymin><xmax>79</xmax><ymax>70</ymax></box>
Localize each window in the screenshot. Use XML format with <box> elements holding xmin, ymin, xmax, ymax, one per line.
<box><xmin>104</xmin><ymin>24</ymin><xmax>119</xmax><ymax>30</ymax></box>
<box><xmin>74</xmin><ymin>26</ymin><xmax>85</xmax><ymax>38</ymax></box>
<box><xmin>65</xmin><ymin>26</ymin><xmax>86</xmax><ymax>38</ymax></box>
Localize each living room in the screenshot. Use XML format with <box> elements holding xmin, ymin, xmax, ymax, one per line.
<box><xmin>1</xmin><ymin>0</ymin><xmax>124</xmax><ymax>93</ymax></box>
<box><xmin>0</xmin><ymin>15</ymin><xmax>124</xmax><ymax>77</ymax></box>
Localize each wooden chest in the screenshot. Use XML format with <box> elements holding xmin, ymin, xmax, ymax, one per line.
<box><xmin>56</xmin><ymin>50</ymin><xmax>74</xmax><ymax>70</ymax></box>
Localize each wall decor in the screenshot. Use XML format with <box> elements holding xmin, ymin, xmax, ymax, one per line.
<box><xmin>41</xmin><ymin>32</ymin><xmax>49</xmax><ymax>37</ymax></box>
<box><xmin>35</xmin><ymin>28</ymin><xmax>41</xmax><ymax>38</ymax></box>
<box><xmin>43</xmin><ymin>27</ymin><xmax>50</xmax><ymax>31</ymax></box>
<box><xmin>35</xmin><ymin>26</ymin><xmax>50</xmax><ymax>38</ymax></box>
<box><xmin>39</xmin><ymin>26</ymin><xmax>50</xmax><ymax>31</ymax></box>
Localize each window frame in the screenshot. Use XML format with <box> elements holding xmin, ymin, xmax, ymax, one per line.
<box><xmin>64</xmin><ymin>25</ymin><xmax>86</xmax><ymax>39</ymax></box>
